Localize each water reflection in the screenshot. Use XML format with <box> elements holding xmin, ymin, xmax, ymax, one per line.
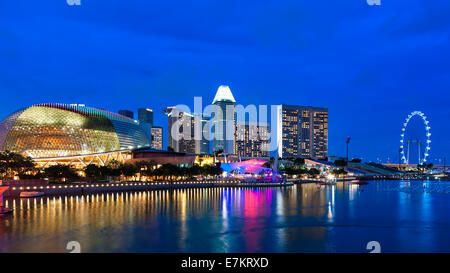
<box><xmin>1</xmin><ymin>181</ymin><xmax>450</xmax><ymax>252</ymax></box>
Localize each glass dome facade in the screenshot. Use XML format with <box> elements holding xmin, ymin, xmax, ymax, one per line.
<box><xmin>0</xmin><ymin>104</ymin><xmax>150</xmax><ymax>158</ymax></box>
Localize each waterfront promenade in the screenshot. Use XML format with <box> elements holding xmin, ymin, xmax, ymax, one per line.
<box><xmin>4</xmin><ymin>180</ymin><xmax>294</xmax><ymax>197</ymax></box>
<box><xmin>5</xmin><ymin>173</ymin><xmax>447</xmax><ymax>198</ymax></box>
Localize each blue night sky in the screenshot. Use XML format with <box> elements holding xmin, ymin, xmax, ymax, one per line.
<box><xmin>0</xmin><ymin>1</ymin><xmax>449</xmax><ymax>163</ymax></box>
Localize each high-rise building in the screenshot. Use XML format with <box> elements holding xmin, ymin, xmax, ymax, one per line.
<box><xmin>212</xmin><ymin>85</ymin><xmax>236</xmax><ymax>154</ymax></box>
<box><xmin>138</xmin><ymin>108</ymin><xmax>153</xmax><ymax>142</ymax></box>
<box><xmin>235</xmin><ymin>122</ymin><xmax>270</xmax><ymax>158</ymax></box>
<box><xmin>276</xmin><ymin>105</ymin><xmax>328</xmax><ymax>159</ymax></box>
<box><xmin>198</xmin><ymin>116</ymin><xmax>211</xmax><ymax>155</ymax></box>
<box><xmin>138</xmin><ymin>108</ymin><xmax>154</xmax><ymax>125</ymax></box>
<box><xmin>118</xmin><ymin>110</ymin><xmax>134</xmax><ymax>119</ymax></box>
<box><xmin>164</xmin><ymin>107</ymin><xmax>210</xmax><ymax>154</ymax></box>
<box><xmin>151</xmin><ymin>126</ymin><xmax>163</xmax><ymax>150</ymax></box>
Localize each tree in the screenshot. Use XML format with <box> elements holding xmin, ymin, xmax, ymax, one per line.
<box><xmin>44</xmin><ymin>164</ymin><xmax>78</xmax><ymax>181</ymax></box>
<box><xmin>99</xmin><ymin>165</ymin><xmax>112</xmax><ymax>178</ymax></box>
<box><xmin>147</xmin><ymin>162</ymin><xmax>223</xmax><ymax>181</ymax></box>
<box><xmin>293</xmin><ymin>158</ymin><xmax>305</xmax><ymax>166</ymax></box>
<box><xmin>351</xmin><ymin>158</ymin><xmax>362</xmax><ymax>163</ymax></box>
<box><xmin>106</xmin><ymin>160</ymin><xmax>122</xmax><ymax>177</ymax></box>
<box><xmin>159</xmin><ymin>164</ymin><xmax>172</xmax><ymax>180</ymax></box>
<box><xmin>284</xmin><ymin>167</ymin><xmax>308</xmax><ymax>176</ymax></box>
<box><xmin>167</xmin><ymin>146</ymin><xmax>175</xmax><ymax>152</ymax></box>
<box><xmin>284</xmin><ymin>167</ymin><xmax>296</xmax><ymax>176</ymax></box>
<box><xmin>0</xmin><ymin>150</ymin><xmax>35</xmax><ymax>179</ymax></box>
<box><xmin>84</xmin><ymin>163</ymin><xmax>121</xmax><ymax>181</ymax></box>
<box><xmin>332</xmin><ymin>168</ymin><xmax>348</xmax><ymax>176</ymax></box>
<box><xmin>135</xmin><ymin>160</ymin><xmax>157</xmax><ymax>179</ymax></box>
<box><xmin>84</xmin><ymin>164</ymin><xmax>101</xmax><ymax>180</ymax></box>
<box><xmin>121</xmin><ymin>163</ymin><xmax>138</xmax><ymax>179</ymax></box>
<box><xmin>211</xmin><ymin>163</ymin><xmax>223</xmax><ymax>176</ymax></box>
<box><xmin>189</xmin><ymin>164</ymin><xmax>202</xmax><ymax>177</ymax></box>
<box><xmin>334</xmin><ymin>159</ymin><xmax>348</xmax><ymax>167</ymax></box>
<box><xmin>180</xmin><ymin>166</ymin><xmax>192</xmax><ymax>179</ymax></box>
<box><xmin>262</xmin><ymin>158</ymin><xmax>274</xmax><ymax>168</ymax></box>
<box><xmin>169</xmin><ymin>164</ymin><xmax>182</xmax><ymax>178</ymax></box>
<box><xmin>198</xmin><ymin>163</ymin><xmax>222</xmax><ymax>177</ymax></box>
<box><xmin>307</xmin><ymin>168</ymin><xmax>320</xmax><ymax>177</ymax></box>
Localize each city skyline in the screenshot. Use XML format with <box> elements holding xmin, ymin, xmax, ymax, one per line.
<box><xmin>0</xmin><ymin>83</ymin><xmax>443</xmax><ymax>164</ymax></box>
<box><xmin>1</xmin><ymin>1</ymin><xmax>449</xmax><ymax>163</ymax></box>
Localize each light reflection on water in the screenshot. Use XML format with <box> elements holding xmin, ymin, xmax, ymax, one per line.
<box><xmin>1</xmin><ymin>180</ymin><xmax>450</xmax><ymax>253</ymax></box>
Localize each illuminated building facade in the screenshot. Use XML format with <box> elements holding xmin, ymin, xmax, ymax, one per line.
<box><xmin>277</xmin><ymin>104</ymin><xmax>328</xmax><ymax>159</ymax></box>
<box><xmin>235</xmin><ymin>122</ymin><xmax>270</xmax><ymax>158</ymax></box>
<box><xmin>150</xmin><ymin>126</ymin><xmax>163</xmax><ymax>150</ymax></box>
<box><xmin>212</xmin><ymin>85</ymin><xmax>236</xmax><ymax>154</ymax></box>
<box><xmin>164</xmin><ymin>107</ymin><xmax>210</xmax><ymax>155</ymax></box>
<box><xmin>0</xmin><ymin>104</ymin><xmax>150</xmax><ymax>159</ymax></box>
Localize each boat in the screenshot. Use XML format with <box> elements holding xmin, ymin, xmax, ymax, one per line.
<box><xmin>20</xmin><ymin>191</ymin><xmax>45</xmax><ymax>198</ymax></box>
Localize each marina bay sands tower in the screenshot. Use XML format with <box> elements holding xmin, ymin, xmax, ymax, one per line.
<box><xmin>212</xmin><ymin>85</ymin><xmax>236</xmax><ymax>154</ymax></box>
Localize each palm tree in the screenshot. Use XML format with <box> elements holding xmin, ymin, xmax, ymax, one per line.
<box><xmin>106</xmin><ymin>159</ymin><xmax>122</xmax><ymax>180</ymax></box>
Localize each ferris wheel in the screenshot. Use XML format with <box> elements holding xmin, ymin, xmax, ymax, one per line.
<box><xmin>400</xmin><ymin>111</ymin><xmax>431</xmax><ymax>164</ymax></box>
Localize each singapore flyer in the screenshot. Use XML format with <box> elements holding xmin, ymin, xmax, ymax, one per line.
<box><xmin>400</xmin><ymin>111</ymin><xmax>431</xmax><ymax>165</ymax></box>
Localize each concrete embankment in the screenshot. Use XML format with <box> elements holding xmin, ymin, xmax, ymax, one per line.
<box><xmin>6</xmin><ymin>180</ymin><xmax>293</xmax><ymax>197</ymax></box>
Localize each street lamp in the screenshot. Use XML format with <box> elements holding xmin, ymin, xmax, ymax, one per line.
<box><xmin>346</xmin><ymin>136</ymin><xmax>351</xmax><ymax>161</ymax></box>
